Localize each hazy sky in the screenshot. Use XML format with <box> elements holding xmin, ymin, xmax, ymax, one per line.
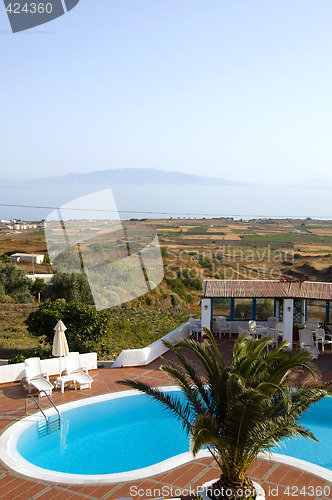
<box><xmin>1</xmin><ymin>1</ymin><xmax>332</xmax><ymax>184</ymax></box>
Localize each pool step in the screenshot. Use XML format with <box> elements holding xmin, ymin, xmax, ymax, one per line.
<box><xmin>37</xmin><ymin>415</ymin><xmax>61</xmax><ymax>437</ymax></box>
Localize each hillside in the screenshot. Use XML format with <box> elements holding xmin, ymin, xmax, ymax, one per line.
<box><xmin>2</xmin><ymin>217</ymin><xmax>332</xmax><ymax>313</ymax></box>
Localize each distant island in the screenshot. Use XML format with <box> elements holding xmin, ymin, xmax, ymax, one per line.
<box><xmin>0</xmin><ymin>168</ymin><xmax>255</xmax><ymax>187</ymax></box>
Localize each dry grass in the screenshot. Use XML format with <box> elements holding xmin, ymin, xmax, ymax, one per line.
<box><xmin>0</xmin><ymin>302</ymin><xmax>46</xmax><ymax>362</ymax></box>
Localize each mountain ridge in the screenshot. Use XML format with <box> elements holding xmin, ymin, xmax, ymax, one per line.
<box><xmin>1</xmin><ymin>168</ymin><xmax>255</xmax><ymax>187</ymax></box>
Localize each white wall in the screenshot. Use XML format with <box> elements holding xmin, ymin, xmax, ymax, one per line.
<box><xmin>0</xmin><ymin>353</ymin><xmax>97</xmax><ymax>385</ymax></box>
<box><xmin>283</xmin><ymin>298</ymin><xmax>294</xmax><ymax>345</ymax></box>
<box><xmin>10</xmin><ymin>254</ymin><xmax>44</xmax><ymax>264</ymax></box>
<box><xmin>26</xmin><ymin>274</ymin><xmax>54</xmax><ymax>283</ymax></box>
<box><xmin>201</xmin><ymin>299</ymin><xmax>211</xmax><ymax>331</ymax></box>
<box><xmin>112</xmin><ymin>322</ymin><xmax>190</xmax><ymax>368</ymax></box>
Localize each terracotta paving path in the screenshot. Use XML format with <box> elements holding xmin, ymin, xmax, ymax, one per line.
<box><xmin>1</xmin><ymin>339</ymin><xmax>332</xmax><ymax>500</ymax></box>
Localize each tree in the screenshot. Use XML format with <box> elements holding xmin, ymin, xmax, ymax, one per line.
<box><xmin>234</xmin><ymin>301</ymin><xmax>252</xmax><ymax>319</ymax></box>
<box><xmin>45</xmin><ymin>272</ymin><xmax>94</xmax><ymax>304</ymax></box>
<box><xmin>256</xmin><ymin>299</ymin><xmax>274</xmax><ymax>319</ymax></box>
<box><xmin>120</xmin><ymin>331</ymin><xmax>330</xmax><ymax>500</ymax></box>
<box><xmin>30</xmin><ymin>277</ymin><xmax>46</xmax><ymax>303</ymax></box>
<box><xmin>25</xmin><ymin>301</ymin><xmax>110</xmax><ymax>351</ymax></box>
<box><xmin>0</xmin><ymin>263</ymin><xmax>33</xmax><ymax>303</ymax></box>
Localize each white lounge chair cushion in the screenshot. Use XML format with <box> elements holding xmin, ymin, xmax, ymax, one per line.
<box><xmin>24</xmin><ymin>357</ymin><xmax>53</xmax><ymax>395</ymax></box>
<box><xmin>74</xmin><ymin>371</ymin><xmax>93</xmax><ymax>390</ymax></box>
<box><xmin>30</xmin><ymin>377</ymin><xmax>54</xmax><ymax>395</ymax></box>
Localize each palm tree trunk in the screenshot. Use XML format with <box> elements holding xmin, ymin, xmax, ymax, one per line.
<box><xmin>208</xmin><ymin>475</ymin><xmax>256</xmax><ymax>500</ymax></box>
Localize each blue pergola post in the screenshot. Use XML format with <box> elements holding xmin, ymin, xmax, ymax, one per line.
<box><xmin>326</xmin><ymin>301</ymin><xmax>330</xmax><ymax>325</ymax></box>
<box><xmin>211</xmin><ymin>299</ymin><xmax>214</xmax><ymax>321</ymax></box>
<box><xmin>252</xmin><ymin>299</ymin><xmax>256</xmax><ymax>320</ymax></box>
<box><xmin>305</xmin><ymin>300</ymin><xmax>308</xmax><ymax>321</ymax></box>
<box><xmin>274</xmin><ymin>299</ymin><xmax>277</xmax><ymax>317</ymax></box>
<box><xmin>231</xmin><ymin>299</ymin><xmax>235</xmax><ymax>320</ymax></box>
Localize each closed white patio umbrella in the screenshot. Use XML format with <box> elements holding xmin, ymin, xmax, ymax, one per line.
<box><xmin>52</xmin><ymin>320</ymin><xmax>69</xmax><ymax>375</ymax></box>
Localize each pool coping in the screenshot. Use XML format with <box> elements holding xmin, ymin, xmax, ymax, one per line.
<box><xmin>1</xmin><ymin>386</ymin><xmax>332</xmax><ymax>485</ymax></box>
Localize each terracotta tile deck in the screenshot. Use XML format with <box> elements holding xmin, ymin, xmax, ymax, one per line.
<box><xmin>1</xmin><ymin>339</ymin><xmax>332</xmax><ymax>500</ymax></box>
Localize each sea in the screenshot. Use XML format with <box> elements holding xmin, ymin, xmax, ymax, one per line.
<box><xmin>1</xmin><ymin>183</ymin><xmax>332</xmax><ymax>221</ymax></box>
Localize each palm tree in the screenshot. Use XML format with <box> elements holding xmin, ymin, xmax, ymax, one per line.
<box><xmin>120</xmin><ymin>330</ymin><xmax>331</xmax><ymax>499</ymax></box>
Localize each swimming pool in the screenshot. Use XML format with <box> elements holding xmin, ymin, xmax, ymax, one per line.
<box><xmin>1</xmin><ymin>387</ymin><xmax>332</xmax><ymax>484</ymax></box>
<box><xmin>17</xmin><ymin>390</ymin><xmax>190</xmax><ymax>475</ymax></box>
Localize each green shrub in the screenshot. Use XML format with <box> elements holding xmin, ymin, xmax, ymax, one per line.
<box><xmin>213</xmin><ymin>270</ymin><xmax>225</xmax><ymax>279</ymax></box>
<box><xmin>198</xmin><ymin>254</ymin><xmax>213</xmax><ymax>271</ymax></box>
<box><xmin>177</xmin><ymin>270</ymin><xmax>202</xmax><ymax>291</ymax></box>
<box><xmin>25</xmin><ymin>301</ymin><xmax>110</xmax><ymax>351</ymax></box>
<box><xmin>160</xmin><ymin>247</ymin><xmax>169</xmax><ymax>258</ymax></box>
<box><xmin>0</xmin><ymin>264</ymin><xmax>33</xmax><ymax>303</ymax></box>
<box><xmin>167</xmin><ymin>277</ymin><xmax>186</xmax><ymax>297</ymax></box>
<box><xmin>45</xmin><ymin>272</ymin><xmax>94</xmax><ymax>304</ymax></box>
<box><xmin>165</xmin><ymin>276</ymin><xmax>194</xmax><ymax>303</ymax></box>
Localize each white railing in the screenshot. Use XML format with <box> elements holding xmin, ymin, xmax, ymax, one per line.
<box><xmin>112</xmin><ymin>321</ymin><xmax>190</xmax><ymax>368</ymax></box>
<box><xmin>0</xmin><ymin>352</ymin><xmax>97</xmax><ymax>385</ymax></box>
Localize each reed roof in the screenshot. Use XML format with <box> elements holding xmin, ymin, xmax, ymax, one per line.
<box><xmin>203</xmin><ymin>280</ymin><xmax>332</xmax><ymax>301</ymax></box>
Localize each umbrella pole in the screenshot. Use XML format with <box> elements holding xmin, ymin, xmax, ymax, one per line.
<box><xmin>59</xmin><ymin>356</ymin><xmax>62</xmax><ymax>376</ymax></box>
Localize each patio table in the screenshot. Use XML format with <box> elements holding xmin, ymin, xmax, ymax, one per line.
<box><xmin>54</xmin><ymin>374</ymin><xmax>77</xmax><ymax>393</ymax></box>
<box><xmin>254</xmin><ymin>326</ymin><xmax>269</xmax><ymax>339</ymax></box>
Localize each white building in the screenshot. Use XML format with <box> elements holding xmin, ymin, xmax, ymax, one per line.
<box><xmin>10</xmin><ymin>253</ymin><xmax>44</xmax><ymax>265</ymax></box>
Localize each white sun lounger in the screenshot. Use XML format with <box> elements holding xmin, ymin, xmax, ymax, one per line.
<box><xmin>65</xmin><ymin>352</ymin><xmax>93</xmax><ymax>390</ymax></box>
<box><xmin>24</xmin><ymin>357</ymin><xmax>53</xmax><ymax>396</ymax></box>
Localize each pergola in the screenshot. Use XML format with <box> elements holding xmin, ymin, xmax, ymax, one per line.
<box><xmin>201</xmin><ymin>279</ymin><xmax>332</xmax><ymax>345</ymax></box>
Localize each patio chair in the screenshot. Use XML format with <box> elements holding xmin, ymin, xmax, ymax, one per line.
<box><xmin>276</xmin><ymin>322</ymin><xmax>283</xmax><ymax>336</ymax></box>
<box><xmin>262</xmin><ymin>328</ymin><xmax>279</xmax><ymax>351</ymax></box>
<box><xmin>24</xmin><ymin>357</ymin><xmax>53</xmax><ymax>396</ymax></box>
<box><xmin>267</xmin><ymin>317</ymin><xmax>279</xmax><ymax>328</ymax></box>
<box><xmin>299</xmin><ymin>329</ymin><xmax>319</xmax><ymax>359</ymax></box>
<box><xmin>248</xmin><ymin>320</ymin><xmax>257</xmax><ymax>339</ymax></box>
<box><xmin>305</xmin><ymin>320</ymin><xmax>319</xmax><ymax>332</ymax></box>
<box><xmin>64</xmin><ymin>352</ymin><xmax>93</xmax><ymax>390</ymax></box>
<box><xmin>215</xmin><ymin>316</ymin><xmax>231</xmax><ymax>338</ymax></box>
<box><xmin>188</xmin><ymin>317</ymin><xmax>201</xmax><ymax>340</ymax></box>
<box><xmin>314</xmin><ymin>328</ymin><xmax>332</xmax><ymax>352</ymax></box>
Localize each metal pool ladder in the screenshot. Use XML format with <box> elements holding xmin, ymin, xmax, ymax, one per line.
<box><xmin>25</xmin><ymin>391</ymin><xmax>61</xmax><ymax>437</ymax></box>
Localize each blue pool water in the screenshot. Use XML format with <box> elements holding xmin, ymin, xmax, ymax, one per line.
<box><xmin>16</xmin><ymin>392</ymin><xmax>332</xmax><ymax>475</ymax></box>
<box><xmin>17</xmin><ymin>393</ymin><xmax>190</xmax><ymax>475</ymax></box>
<box><xmin>272</xmin><ymin>396</ymin><xmax>332</xmax><ymax>470</ymax></box>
